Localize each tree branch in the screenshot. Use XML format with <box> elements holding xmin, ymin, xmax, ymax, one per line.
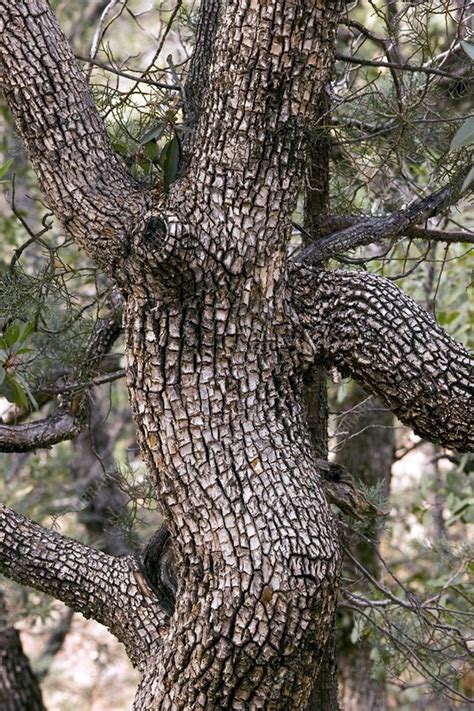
<box><xmin>0</xmin><ymin>290</ymin><xmax>124</xmax><ymax>450</ymax></box>
<box><xmin>291</xmin><ymin>266</ymin><xmax>473</xmax><ymax>451</ymax></box>
<box><xmin>0</xmin><ymin>504</ymin><xmax>167</xmax><ymax>666</ymax></box>
<box><xmin>74</xmin><ymin>53</ymin><xmax>180</xmax><ymax>91</ymax></box>
<box><xmin>0</xmin><ymin>412</ymin><xmax>82</xmax><ymax>453</ymax></box>
<box><xmin>293</xmin><ymin>215</ymin><xmax>474</xmax><ymax>248</ymax></box>
<box><xmin>335</xmin><ymin>52</ymin><xmax>462</xmax><ymax>80</ymax></box>
<box><xmin>0</xmin><ymin>0</ymin><xmax>149</xmax><ymax>276</ymax></box>
<box><xmin>294</xmin><ymin>176</ymin><xmax>471</xmax><ymax>264</ymax></box>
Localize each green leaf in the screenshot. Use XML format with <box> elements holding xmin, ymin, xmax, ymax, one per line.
<box><xmin>450</xmin><ymin>117</ymin><xmax>474</xmax><ymax>150</ymax></box>
<box><xmin>140</xmin><ymin>122</ymin><xmax>166</xmax><ymax>145</ymax></box>
<box><xmin>0</xmin><ymin>158</ymin><xmax>13</xmax><ymax>180</ymax></box>
<box><xmin>159</xmin><ymin>136</ymin><xmax>180</xmax><ymax>191</ymax></box>
<box><xmin>15</xmin><ymin>373</ymin><xmax>38</xmax><ymax>410</ymax></box>
<box><xmin>0</xmin><ymin>374</ymin><xmax>28</xmax><ymax>409</ymax></box>
<box><xmin>461</xmin><ymin>165</ymin><xmax>474</xmax><ymax>193</ymax></box>
<box><xmin>0</xmin><ymin>366</ymin><xmax>5</xmax><ymax>386</ymax></box>
<box><xmin>4</xmin><ymin>321</ymin><xmax>20</xmax><ymax>348</ymax></box>
<box><xmin>112</xmin><ymin>140</ymin><xmax>128</xmax><ymax>156</ymax></box>
<box><xmin>143</xmin><ymin>141</ymin><xmax>159</xmax><ymax>161</ymax></box>
<box><xmin>18</xmin><ymin>321</ymin><xmax>35</xmax><ymax>345</ymax></box>
<box><xmin>461</xmin><ymin>41</ymin><xmax>474</xmax><ymax>61</ymax></box>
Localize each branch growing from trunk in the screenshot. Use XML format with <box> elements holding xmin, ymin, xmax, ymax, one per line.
<box><xmin>0</xmin><ymin>290</ymin><xmax>124</xmax><ymax>448</ymax></box>
<box><xmin>294</xmin><ymin>176</ymin><xmax>471</xmax><ymax>265</ymax></box>
<box><xmin>291</xmin><ymin>266</ymin><xmax>473</xmax><ymax>451</ymax></box>
<box><xmin>295</xmin><ymin>215</ymin><xmax>474</xmax><ymax>247</ymax></box>
<box><xmin>0</xmin><ymin>504</ymin><xmax>167</xmax><ymax>666</ymax></box>
<box><xmin>0</xmin><ymin>0</ymin><xmax>148</xmax><ymax>276</ymax></box>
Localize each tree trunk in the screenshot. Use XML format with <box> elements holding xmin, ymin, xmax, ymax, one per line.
<box><xmin>0</xmin><ymin>592</ymin><xmax>45</xmax><ymax>711</ymax></box>
<box><xmin>0</xmin><ymin>2</ymin><xmax>472</xmax><ymax>709</ymax></box>
<box><xmin>303</xmin><ymin>84</ymin><xmax>341</xmax><ymax>711</ymax></box>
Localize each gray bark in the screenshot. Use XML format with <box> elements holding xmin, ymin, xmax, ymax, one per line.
<box><xmin>0</xmin><ymin>1</ymin><xmax>472</xmax><ymax>708</ymax></box>
<box><xmin>291</xmin><ymin>266</ymin><xmax>473</xmax><ymax>452</ymax></box>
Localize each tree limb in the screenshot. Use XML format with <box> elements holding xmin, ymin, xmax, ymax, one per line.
<box><xmin>335</xmin><ymin>52</ymin><xmax>462</xmax><ymax>80</ymax></box>
<box><xmin>294</xmin><ymin>176</ymin><xmax>471</xmax><ymax>264</ymax></box>
<box><xmin>291</xmin><ymin>266</ymin><xmax>473</xmax><ymax>451</ymax></box>
<box><xmin>0</xmin><ymin>290</ymin><xmax>124</xmax><ymax>438</ymax></box>
<box><xmin>0</xmin><ymin>0</ymin><xmax>148</xmax><ymax>276</ymax></box>
<box><xmin>294</xmin><ymin>216</ymin><xmax>474</xmax><ymax>249</ymax></box>
<box><xmin>0</xmin><ymin>412</ymin><xmax>82</xmax><ymax>453</ymax></box>
<box><xmin>0</xmin><ymin>590</ymin><xmax>46</xmax><ymax>710</ymax></box>
<box><xmin>184</xmin><ymin>0</ymin><xmax>222</xmax><ymax>135</ymax></box>
<box><xmin>75</xmin><ymin>53</ymin><xmax>180</xmax><ymax>91</ymax></box>
<box><xmin>0</xmin><ymin>504</ymin><xmax>167</xmax><ymax>666</ymax></box>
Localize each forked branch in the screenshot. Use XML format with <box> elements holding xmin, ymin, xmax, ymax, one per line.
<box><xmin>291</xmin><ymin>266</ymin><xmax>473</xmax><ymax>451</ymax></box>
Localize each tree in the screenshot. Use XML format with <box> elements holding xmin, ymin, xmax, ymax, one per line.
<box><xmin>0</xmin><ymin>1</ymin><xmax>472</xmax><ymax>708</ymax></box>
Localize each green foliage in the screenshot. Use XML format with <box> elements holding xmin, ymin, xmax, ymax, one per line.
<box><xmin>0</xmin><ymin>320</ymin><xmax>37</xmax><ymax>409</ymax></box>
<box><xmin>159</xmin><ymin>135</ymin><xmax>180</xmax><ymax>191</ymax></box>
<box><xmin>0</xmin><ymin>157</ymin><xmax>13</xmax><ymax>184</ymax></box>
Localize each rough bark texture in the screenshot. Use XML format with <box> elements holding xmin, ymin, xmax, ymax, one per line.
<box><xmin>0</xmin><ymin>1</ymin><xmax>472</xmax><ymax>709</ymax></box>
<box><xmin>0</xmin><ymin>591</ymin><xmax>45</xmax><ymax>711</ymax></box>
<box><xmin>291</xmin><ymin>266</ymin><xmax>473</xmax><ymax>452</ymax></box>
<box><xmin>0</xmin><ymin>504</ymin><xmax>167</xmax><ymax>668</ymax></box>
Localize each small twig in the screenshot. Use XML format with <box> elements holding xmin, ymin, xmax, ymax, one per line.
<box><xmin>335</xmin><ymin>52</ymin><xmax>463</xmax><ymax>80</ymax></box>
<box><xmin>37</xmin><ymin>369</ymin><xmax>126</xmax><ymax>395</ymax></box>
<box><xmin>75</xmin><ymin>54</ymin><xmax>180</xmax><ymax>91</ymax></box>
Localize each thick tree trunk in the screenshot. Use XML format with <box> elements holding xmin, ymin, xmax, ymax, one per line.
<box><xmin>0</xmin><ymin>2</ymin><xmax>472</xmax><ymax>709</ymax></box>
<box><xmin>0</xmin><ymin>592</ymin><xmax>45</xmax><ymax>711</ymax></box>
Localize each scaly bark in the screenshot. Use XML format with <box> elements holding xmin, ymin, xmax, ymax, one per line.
<box><xmin>0</xmin><ymin>1</ymin><xmax>472</xmax><ymax>709</ymax></box>
<box><xmin>291</xmin><ymin>266</ymin><xmax>473</xmax><ymax>451</ymax></box>
<box><xmin>0</xmin><ymin>504</ymin><xmax>167</xmax><ymax>668</ymax></box>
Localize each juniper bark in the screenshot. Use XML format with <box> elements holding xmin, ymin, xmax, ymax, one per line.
<box><xmin>0</xmin><ymin>1</ymin><xmax>472</xmax><ymax>708</ymax></box>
